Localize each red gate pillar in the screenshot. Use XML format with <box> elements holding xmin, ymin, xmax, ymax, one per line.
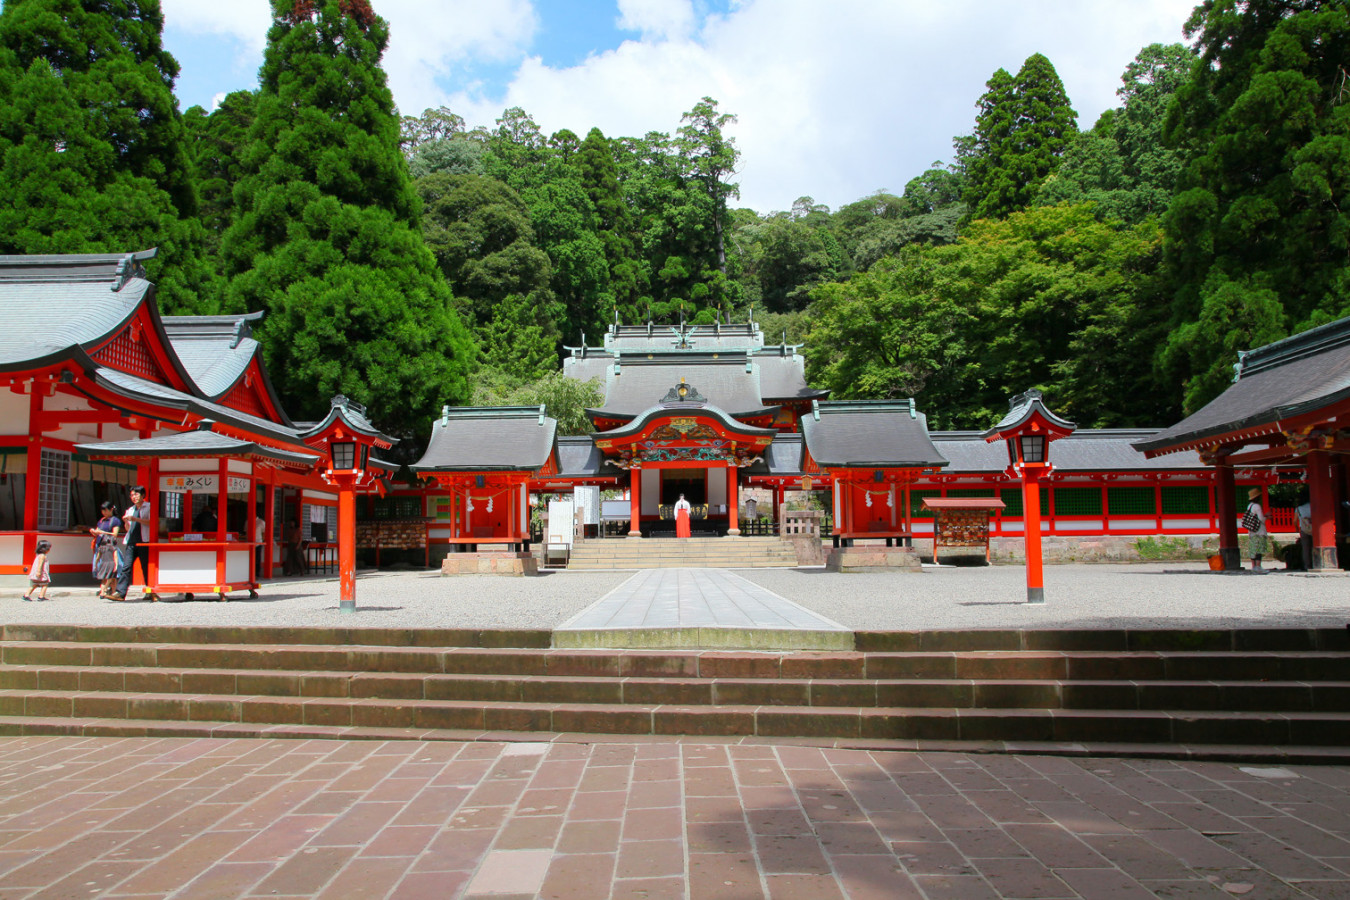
<box><xmin>727</xmin><ymin>464</ymin><xmax>740</xmax><ymax>536</ymax></box>
<box><xmin>628</xmin><ymin>468</ymin><xmax>642</xmax><ymax>537</ymax></box>
<box><xmin>1022</xmin><ymin>468</ymin><xmax>1045</xmax><ymax>604</ymax></box>
<box><xmin>338</xmin><ymin>487</ymin><xmax>356</xmax><ymax>612</ymax></box>
<box><xmin>1307</xmin><ymin>449</ymin><xmax>1339</xmax><ymax>570</ymax></box>
<box><xmin>1215</xmin><ymin>461</ymin><xmax>1240</xmax><ymax>570</ymax></box>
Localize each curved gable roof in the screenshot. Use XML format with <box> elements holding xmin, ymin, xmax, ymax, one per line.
<box><xmin>0</xmin><ymin>250</ymin><xmax>196</xmax><ymax>394</ymax></box>
<box><xmin>801</xmin><ymin>400</ymin><xmax>947</xmax><ymax>469</ymax></box>
<box><xmin>412</xmin><ymin>407</ymin><xmax>558</xmax><ymax>472</ymax></box>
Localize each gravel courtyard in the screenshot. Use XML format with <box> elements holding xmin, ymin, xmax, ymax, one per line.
<box><xmin>3</xmin><ymin>562</ymin><xmax>1347</xmax><ymax>632</ymax></box>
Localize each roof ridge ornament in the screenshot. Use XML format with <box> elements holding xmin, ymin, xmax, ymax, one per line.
<box><xmin>661</xmin><ymin>379</ymin><xmax>706</xmax><ymax>405</ymax></box>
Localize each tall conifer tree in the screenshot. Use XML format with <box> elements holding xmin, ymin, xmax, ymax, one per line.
<box><xmin>223</xmin><ymin>0</ymin><xmax>474</xmax><ymax>439</ymax></box>
<box><xmin>0</xmin><ymin>0</ymin><xmax>215</xmax><ymax>312</ymax></box>
<box><xmin>962</xmin><ymin>54</ymin><xmax>1078</xmax><ymax>220</ymax></box>
<box><xmin>1161</xmin><ymin>0</ymin><xmax>1350</xmax><ymax>412</ymax></box>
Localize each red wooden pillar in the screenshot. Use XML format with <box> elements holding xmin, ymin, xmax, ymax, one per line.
<box><xmin>1023</xmin><ymin>467</ymin><xmax>1046</xmax><ymax>604</ymax></box>
<box><xmin>727</xmin><ymin>464</ymin><xmax>740</xmax><ymax>536</ymax></box>
<box><xmin>1215</xmin><ymin>461</ymin><xmax>1240</xmax><ymax>570</ymax></box>
<box><xmin>263</xmin><ymin>477</ymin><xmax>275</xmax><ymax>579</ymax></box>
<box><xmin>1307</xmin><ymin>449</ymin><xmax>1339</xmax><ymax>570</ymax></box>
<box><xmin>338</xmin><ymin>487</ymin><xmax>356</xmax><ymax>611</ymax></box>
<box><xmin>628</xmin><ymin>467</ymin><xmax>642</xmax><ymax>537</ymax></box>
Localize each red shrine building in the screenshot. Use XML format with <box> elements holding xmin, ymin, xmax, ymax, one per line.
<box><xmin>0</xmin><ymin>251</ymin><xmax>363</xmax><ymax>590</ymax></box>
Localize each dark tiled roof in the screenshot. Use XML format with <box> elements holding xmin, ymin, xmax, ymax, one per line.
<box><xmin>756</xmin><ymin>354</ymin><xmax>827</xmax><ymax>401</ymax></box>
<box><xmin>983</xmin><ymin>389</ymin><xmax>1076</xmax><ymax>437</ymax></box>
<box><xmin>412</xmin><ymin>407</ymin><xmax>557</xmax><ymax>472</ymax></box>
<box><xmin>162</xmin><ymin>312</ymin><xmax>268</xmax><ymax>401</ymax></box>
<box><xmin>94</xmin><ymin>368</ymin><xmax>305</xmax><ymax>445</ymax></box>
<box><xmin>557</xmin><ymin>436</ymin><xmax>607</xmax><ymax>477</ymax></box>
<box><xmin>76</xmin><ymin>427</ymin><xmax>318</xmax><ymax>467</ymax></box>
<box><xmin>937</xmin><ymin>430</ymin><xmax>1207</xmax><ymax>472</ymax></box>
<box><xmin>0</xmin><ymin>251</ymin><xmax>155</xmax><ymax>371</ymax></box>
<box><xmin>299</xmin><ymin>396</ymin><xmax>395</xmax><ymax>448</ymax></box>
<box><xmin>1137</xmin><ymin>317</ymin><xmax>1350</xmax><ymax>455</ymax></box>
<box><xmin>744</xmin><ymin>433</ymin><xmax>805</xmax><ymax>476</ymax></box>
<box><xmin>599</xmin><ymin>401</ymin><xmax>778</xmax><ymax>441</ymax></box>
<box><xmin>801</xmin><ymin>400</ymin><xmax>948</xmax><ymax>468</ymax></box>
<box><xmin>590</xmin><ymin>359</ymin><xmax>776</xmax><ymax>419</ymax></box>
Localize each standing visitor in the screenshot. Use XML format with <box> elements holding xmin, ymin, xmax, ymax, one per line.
<box><xmin>254</xmin><ymin>512</ymin><xmax>266</xmax><ymax>578</ymax></box>
<box><xmin>1296</xmin><ymin>492</ymin><xmax>1313</xmax><ymax>571</ymax></box>
<box><xmin>23</xmin><ymin>540</ymin><xmax>51</xmax><ymax>602</ymax></box>
<box><xmin>89</xmin><ymin>501</ymin><xmax>123</xmax><ymax>600</ymax></box>
<box><xmin>1243</xmin><ymin>487</ymin><xmax>1268</xmax><ymax>572</ymax></box>
<box><xmin>675</xmin><ymin>494</ymin><xmax>692</xmax><ymax>539</ymax></box>
<box><xmin>117</xmin><ymin>485</ymin><xmax>153</xmax><ymax>600</ymax></box>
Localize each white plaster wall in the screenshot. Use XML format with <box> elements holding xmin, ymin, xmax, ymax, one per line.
<box><xmin>0</xmin><ymin>392</ymin><xmax>29</xmax><ymax>437</ymax></box>
<box><xmin>707</xmin><ymin>468</ymin><xmax>727</xmax><ymax>511</ymax></box>
<box><xmin>641</xmin><ymin>469</ymin><xmax>659</xmax><ymax>516</ymax></box>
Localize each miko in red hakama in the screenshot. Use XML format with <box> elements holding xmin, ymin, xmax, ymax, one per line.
<box><xmin>675</xmin><ymin>497</ymin><xmax>692</xmax><ymax>538</ymax></box>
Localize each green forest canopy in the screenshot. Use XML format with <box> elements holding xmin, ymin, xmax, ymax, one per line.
<box><xmin>2</xmin><ymin>0</ymin><xmax>1346</xmax><ymax>442</ymax></box>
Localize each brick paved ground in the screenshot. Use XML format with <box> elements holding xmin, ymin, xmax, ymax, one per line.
<box><xmin>0</xmin><ymin>736</ymin><xmax>1348</xmax><ymax>899</ymax></box>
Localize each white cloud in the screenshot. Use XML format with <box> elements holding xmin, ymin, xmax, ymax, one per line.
<box><xmin>445</xmin><ymin>0</ymin><xmax>1197</xmax><ymax>214</ymax></box>
<box><xmin>380</xmin><ymin>0</ymin><xmax>537</xmax><ymax>117</ymax></box>
<box><xmin>617</xmin><ymin>0</ymin><xmax>696</xmax><ymax>41</ymax></box>
<box><xmin>159</xmin><ymin>0</ymin><xmax>270</xmax><ymax>55</ymax></box>
<box><xmin>162</xmin><ymin>0</ymin><xmax>1198</xmax><ymax>215</ymax></box>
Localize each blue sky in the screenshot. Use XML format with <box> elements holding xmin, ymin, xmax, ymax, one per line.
<box><xmin>160</xmin><ymin>0</ymin><xmax>1198</xmax><ymax>215</ymax></box>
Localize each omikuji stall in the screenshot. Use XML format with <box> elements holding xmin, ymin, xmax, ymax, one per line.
<box><xmin>78</xmin><ymin>427</ymin><xmax>318</xmax><ymax>600</ymax></box>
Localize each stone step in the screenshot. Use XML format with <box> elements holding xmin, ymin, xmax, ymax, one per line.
<box><xmin>5</xmin><ymin>625</ymin><xmax>1343</xmax><ymax>653</ymax></box>
<box><xmin>1</xmin><ymin>694</ymin><xmax>1347</xmax><ymax>746</ymax></box>
<box><xmin>3</xmin><ymin>668</ymin><xmax>1348</xmax><ymax>712</ymax></box>
<box><xmin>2</xmin><ymin>715</ymin><xmax>1347</xmax><ymax>764</ymax></box>
<box><xmin>4</xmin><ymin>643</ymin><xmax>1350</xmax><ymax>681</ymax></box>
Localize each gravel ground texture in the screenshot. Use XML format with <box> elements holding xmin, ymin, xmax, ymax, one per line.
<box><xmin>2</xmin><ymin>561</ymin><xmax>1347</xmax><ymax>631</ymax></box>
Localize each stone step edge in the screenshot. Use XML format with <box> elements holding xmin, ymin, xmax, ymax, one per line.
<box><xmin>2</xmin><ymin>715</ymin><xmax>1349</xmax><ymax>763</ymax></box>
<box><xmin>4</xmin><ymin>646</ymin><xmax>1350</xmax><ymax>682</ymax></box>
<box><xmin>4</xmin><ymin>669</ymin><xmax>1350</xmax><ymax>710</ymax></box>
<box><xmin>4</xmin><ymin>625</ymin><xmax>1345</xmax><ymax>652</ymax></box>
<box><xmin>3</xmin><ymin>693</ymin><xmax>1349</xmax><ymax>743</ymax></box>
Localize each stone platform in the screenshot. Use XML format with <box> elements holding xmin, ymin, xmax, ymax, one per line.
<box><xmin>554</xmin><ymin>567</ymin><xmax>851</xmax><ymax>650</ymax></box>
<box><xmin>826</xmin><ymin>545</ymin><xmax>922</xmax><ymax>572</ymax></box>
<box><xmin>440</xmin><ymin>551</ymin><xmax>538</xmax><ymax>577</ymax></box>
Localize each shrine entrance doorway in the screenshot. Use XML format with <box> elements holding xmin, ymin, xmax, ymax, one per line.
<box><xmin>660</xmin><ymin>467</ymin><xmax>707</xmax><ymax>506</ymax></box>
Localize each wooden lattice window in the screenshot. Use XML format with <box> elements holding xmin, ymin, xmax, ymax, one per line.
<box><xmin>91</xmin><ymin>323</ymin><xmax>165</xmax><ymax>383</ymax></box>
<box><xmin>38</xmin><ymin>448</ymin><xmax>70</xmax><ymax>531</ymax></box>
<box><xmin>1107</xmin><ymin>486</ymin><xmax>1156</xmax><ymax>515</ymax></box>
<box><xmin>1161</xmin><ymin>486</ymin><xmax>1210</xmax><ymax>515</ymax></box>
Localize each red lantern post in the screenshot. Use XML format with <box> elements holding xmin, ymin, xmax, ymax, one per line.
<box><xmin>983</xmin><ymin>391</ymin><xmax>1075</xmax><ymax>605</ymax></box>
<box><xmin>301</xmin><ymin>397</ymin><xmax>396</xmax><ymax>614</ymax></box>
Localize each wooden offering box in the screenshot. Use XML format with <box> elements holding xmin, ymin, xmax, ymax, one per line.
<box><xmin>922</xmin><ymin>497</ymin><xmax>1006</xmax><ymax>563</ymax></box>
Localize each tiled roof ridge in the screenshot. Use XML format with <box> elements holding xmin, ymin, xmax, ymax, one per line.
<box><xmin>1238</xmin><ymin>315</ymin><xmax>1350</xmax><ymax>379</ymax></box>
<box><xmin>0</xmin><ymin>249</ymin><xmax>156</xmax><ymax>292</ymax></box>
<box><xmin>162</xmin><ymin>311</ymin><xmax>263</xmax><ymax>348</ymax></box>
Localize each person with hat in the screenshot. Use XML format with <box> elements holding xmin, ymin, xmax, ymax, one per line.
<box><xmin>1243</xmin><ymin>487</ymin><xmax>1269</xmax><ymax>572</ymax></box>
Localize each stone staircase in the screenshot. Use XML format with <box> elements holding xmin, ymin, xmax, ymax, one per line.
<box><xmin>1</xmin><ymin>625</ymin><xmax>1348</xmax><ymax>760</ymax></box>
<box><xmin>565</xmin><ymin>536</ymin><xmax>800</xmax><ymax>569</ymax></box>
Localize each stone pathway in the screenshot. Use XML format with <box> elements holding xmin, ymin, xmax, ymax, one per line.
<box><xmin>0</xmin><ymin>736</ymin><xmax>1348</xmax><ymax>899</ymax></box>
<box><xmin>554</xmin><ymin>568</ymin><xmax>852</xmax><ymax>650</ymax></box>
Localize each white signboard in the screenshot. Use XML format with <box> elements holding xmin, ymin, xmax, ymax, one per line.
<box><xmin>159</xmin><ymin>474</ymin><xmax>250</xmax><ymax>494</ymax></box>
<box><xmin>547</xmin><ymin>499</ymin><xmax>575</xmax><ymax>547</ymax></box>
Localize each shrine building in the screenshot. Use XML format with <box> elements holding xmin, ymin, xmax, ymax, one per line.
<box><xmin>410</xmin><ymin>318</ymin><xmax>1282</xmax><ymax>567</ymax></box>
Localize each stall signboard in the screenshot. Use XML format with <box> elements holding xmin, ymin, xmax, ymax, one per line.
<box><xmin>160</xmin><ymin>475</ymin><xmax>251</xmax><ymax>493</ymax></box>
